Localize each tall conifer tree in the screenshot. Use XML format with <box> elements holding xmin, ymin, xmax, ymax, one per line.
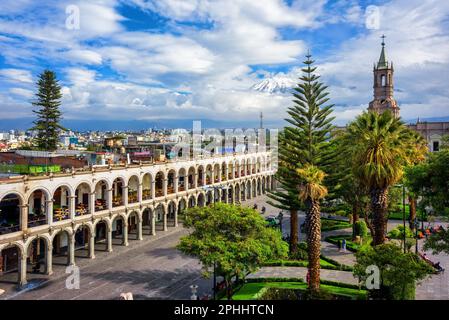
<box><xmin>269</xmin><ymin>53</ymin><xmax>335</xmax><ymax>292</ymax></box>
<box><xmin>30</xmin><ymin>70</ymin><xmax>66</xmax><ymax>151</ymax></box>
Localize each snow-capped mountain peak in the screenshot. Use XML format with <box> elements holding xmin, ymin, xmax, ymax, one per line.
<box><xmin>251</xmin><ymin>75</ymin><xmax>296</xmax><ymax>94</ymax></box>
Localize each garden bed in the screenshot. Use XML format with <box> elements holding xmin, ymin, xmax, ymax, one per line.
<box><xmin>325</xmin><ymin>235</ymin><xmax>370</xmax><ymax>252</ymax></box>
<box><xmin>232</xmin><ymin>281</ymin><xmax>367</xmax><ymax>300</ymax></box>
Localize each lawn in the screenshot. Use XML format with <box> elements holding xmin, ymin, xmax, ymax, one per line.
<box><xmin>321</xmin><ymin>218</ymin><xmax>352</xmax><ymax>232</ymax></box>
<box><xmin>232</xmin><ymin>281</ymin><xmax>367</xmax><ymax>300</ymax></box>
<box><xmin>325</xmin><ymin>235</ymin><xmax>371</xmax><ymax>252</ymax></box>
<box><xmin>264</xmin><ymin>258</ymin><xmax>338</xmax><ymax>268</ymax></box>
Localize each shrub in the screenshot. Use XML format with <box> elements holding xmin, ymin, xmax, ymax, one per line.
<box><xmin>354</xmin><ymin>220</ymin><xmax>368</xmax><ymax>238</ymax></box>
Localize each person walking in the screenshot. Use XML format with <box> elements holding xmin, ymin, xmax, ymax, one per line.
<box><xmin>342</xmin><ymin>239</ymin><xmax>347</xmax><ymax>252</ymax></box>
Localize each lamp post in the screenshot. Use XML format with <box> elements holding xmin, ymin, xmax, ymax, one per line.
<box><xmin>415</xmin><ymin>218</ymin><xmax>419</xmax><ymax>254</ymax></box>
<box><xmin>213</xmin><ymin>262</ymin><xmax>217</xmax><ymax>300</ymax></box>
<box><xmin>402</xmin><ymin>184</ymin><xmax>406</xmax><ymax>253</ymax></box>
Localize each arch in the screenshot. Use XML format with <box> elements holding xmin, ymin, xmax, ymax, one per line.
<box><xmin>127</xmin><ymin>175</ymin><xmax>139</xmax><ymax>204</ymax></box>
<box><xmin>213</xmin><ymin>163</ymin><xmax>220</xmax><ymax>183</ymax></box>
<box><xmin>240</xmin><ymin>182</ymin><xmax>246</xmax><ymax>201</ymax></box>
<box><xmin>235</xmin><ymin>183</ymin><xmax>240</xmax><ymax>203</ymax></box>
<box><xmin>228</xmin><ymin>161</ymin><xmax>234</xmax><ymax>180</ymax></box>
<box><xmin>51</xmin><ymin>228</ymin><xmax>72</xmax><ymax>266</ymax></box>
<box><xmin>228</xmin><ymin>184</ymin><xmax>234</xmax><ymax>203</ymax></box>
<box><xmin>206</xmin><ymin>190</ymin><xmax>213</xmax><ymax>206</ymax></box>
<box><xmin>0</xmin><ymin>242</ymin><xmax>25</xmax><ymax>284</ymax></box>
<box><xmin>111</xmin><ymin>213</ymin><xmax>127</xmax><ymax>245</ymax></box>
<box><xmin>197</xmin><ymin>165</ymin><xmax>205</xmax><ymax>187</ymax></box>
<box><xmin>74</xmin><ymin>182</ymin><xmax>91</xmax><ymax>216</ymax></box>
<box><xmin>142</xmin><ymin>172</ymin><xmax>152</xmax><ymax>200</ymax></box>
<box><xmin>94</xmin><ymin>218</ymin><xmax>111</xmax><ymax>252</ymax></box>
<box><xmin>94</xmin><ymin>179</ymin><xmax>109</xmax><ymax>212</ymax></box>
<box><xmin>154</xmin><ymin>203</ymin><xmax>166</xmax><ymax>231</ymax></box>
<box><xmin>257</xmin><ymin>177</ymin><xmax>262</xmax><ymax>195</ymax></box>
<box><xmin>167</xmin><ymin>169</ymin><xmax>176</xmax><ymax>194</ymax></box>
<box><xmin>155</xmin><ymin>171</ymin><xmax>165</xmax><ymax>197</ymax></box>
<box><xmin>73</xmin><ymin>224</ymin><xmax>92</xmax><ymax>259</ymax></box>
<box><xmin>141</xmin><ymin>207</ymin><xmax>153</xmax><ymax>235</ymax></box>
<box><xmin>53</xmin><ymin>185</ymin><xmax>72</xmax><ymax>222</ymax></box>
<box><xmin>112</xmin><ymin>177</ymin><xmax>125</xmax><ymax>207</ymax></box>
<box><xmin>178</xmin><ymin>198</ymin><xmax>187</xmax><ymax>215</ymax></box>
<box><xmin>188</xmin><ymin>194</ymin><xmax>196</xmax><ymax>208</ymax></box>
<box><xmin>178</xmin><ymin>167</ymin><xmax>187</xmax><ymax>192</ymax></box>
<box><xmin>256</xmin><ymin>157</ymin><xmax>261</xmax><ymax>173</ymax></box>
<box><xmin>240</xmin><ymin>159</ymin><xmax>246</xmax><ymax>177</ymax></box>
<box><xmin>27</xmin><ymin>188</ymin><xmax>50</xmax><ymax>228</ymax></box>
<box><xmin>197</xmin><ymin>193</ymin><xmax>205</xmax><ymax>207</ymax></box>
<box><xmin>167</xmin><ymin>201</ymin><xmax>177</xmax><ymax>227</ymax></box>
<box><xmin>127</xmin><ymin>210</ymin><xmax>140</xmax><ymax>240</ymax></box>
<box><xmin>246</xmin><ymin>180</ymin><xmax>251</xmax><ymax>199</ymax></box>
<box><xmin>187</xmin><ymin>166</ymin><xmax>196</xmax><ymax>189</ymax></box>
<box><xmin>221</xmin><ymin>161</ymin><xmax>227</xmax><ymax>181</ymax></box>
<box><xmin>205</xmin><ymin>164</ymin><xmax>213</xmax><ymax>185</ymax></box>
<box><xmin>252</xmin><ymin>179</ymin><xmax>257</xmax><ymax>198</ymax></box>
<box><xmin>0</xmin><ymin>192</ymin><xmax>23</xmax><ymax>235</ymax></box>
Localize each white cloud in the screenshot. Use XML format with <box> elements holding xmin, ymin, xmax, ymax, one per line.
<box><xmin>0</xmin><ymin>69</ymin><xmax>33</xmax><ymax>84</ymax></box>
<box><xmin>9</xmin><ymin>87</ymin><xmax>34</xmax><ymax>99</ymax></box>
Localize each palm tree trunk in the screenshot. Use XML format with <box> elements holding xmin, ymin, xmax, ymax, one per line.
<box><xmin>307</xmin><ymin>200</ymin><xmax>321</xmax><ymax>293</ymax></box>
<box><xmin>370</xmin><ymin>187</ymin><xmax>388</xmax><ymax>245</ymax></box>
<box><xmin>408</xmin><ymin>196</ymin><xmax>416</xmax><ymax>231</ymax></box>
<box><xmin>290</xmin><ymin>209</ymin><xmax>298</xmax><ymax>254</ymax></box>
<box><xmin>352</xmin><ymin>202</ymin><xmax>359</xmax><ymax>240</ymax></box>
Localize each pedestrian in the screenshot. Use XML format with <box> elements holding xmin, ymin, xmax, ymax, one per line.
<box><xmin>342</xmin><ymin>239</ymin><xmax>347</xmax><ymax>252</ymax></box>
<box><xmin>261</xmin><ymin>206</ymin><xmax>266</xmax><ymax>214</ymax></box>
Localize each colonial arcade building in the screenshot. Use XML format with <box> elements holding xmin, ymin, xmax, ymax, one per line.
<box><xmin>0</xmin><ymin>151</ymin><xmax>275</xmax><ymax>286</ymax></box>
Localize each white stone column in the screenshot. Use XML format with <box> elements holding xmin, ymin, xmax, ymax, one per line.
<box><xmin>89</xmin><ymin>192</ymin><xmax>95</xmax><ymax>215</ymax></box>
<box><xmin>18</xmin><ymin>252</ymin><xmax>27</xmax><ymax>287</ymax></box>
<box><xmin>68</xmin><ymin>234</ymin><xmax>75</xmax><ymax>266</ymax></box>
<box><xmin>174</xmin><ymin>175</ymin><xmax>179</xmax><ymax>193</ymax></box>
<box><xmin>107</xmin><ymin>228</ymin><xmax>113</xmax><ymax>252</ymax></box>
<box><xmin>163</xmin><ymin>178</ymin><xmax>168</xmax><ymax>196</ymax></box>
<box><xmin>137</xmin><ymin>217</ymin><xmax>143</xmax><ymax>240</ymax></box>
<box><xmin>123</xmin><ymin>221</ymin><xmax>129</xmax><ymax>246</ymax></box>
<box><xmin>107</xmin><ymin>188</ymin><xmax>113</xmax><ymax>210</ymax></box>
<box><xmin>45</xmin><ymin>244</ymin><xmax>53</xmax><ymax>275</ymax></box>
<box><xmin>47</xmin><ymin>200</ymin><xmax>54</xmax><ymax>225</ymax></box>
<box><xmin>138</xmin><ymin>183</ymin><xmax>143</xmax><ymax>203</ymax></box>
<box><xmin>194</xmin><ymin>173</ymin><xmax>198</xmax><ymax>189</ymax></box>
<box><xmin>69</xmin><ymin>196</ymin><xmax>76</xmax><ymax>219</ymax></box>
<box><xmin>211</xmin><ymin>170</ymin><xmax>215</xmax><ymax>185</ymax></box>
<box><xmin>163</xmin><ymin>211</ymin><xmax>168</xmax><ymax>231</ymax></box>
<box><xmin>151</xmin><ymin>180</ymin><xmax>156</xmax><ymax>199</ymax></box>
<box><xmin>151</xmin><ymin>211</ymin><xmax>156</xmax><ymax>235</ymax></box>
<box><xmin>89</xmin><ymin>234</ymin><xmax>95</xmax><ymax>259</ymax></box>
<box><xmin>174</xmin><ymin>203</ymin><xmax>178</xmax><ymax>227</ymax></box>
<box><xmin>20</xmin><ymin>205</ymin><xmax>28</xmax><ymax>231</ymax></box>
<box><xmin>122</xmin><ymin>186</ymin><xmax>128</xmax><ymax>206</ymax></box>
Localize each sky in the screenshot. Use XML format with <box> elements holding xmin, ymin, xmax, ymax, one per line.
<box><xmin>0</xmin><ymin>0</ymin><xmax>448</xmax><ymax>130</ymax></box>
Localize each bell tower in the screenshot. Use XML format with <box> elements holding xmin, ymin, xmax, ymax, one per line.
<box><xmin>368</xmin><ymin>35</ymin><xmax>400</xmax><ymax>118</ymax></box>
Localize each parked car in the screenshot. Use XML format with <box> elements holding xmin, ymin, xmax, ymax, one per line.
<box><xmin>265</xmin><ymin>215</ymin><xmax>279</xmax><ymax>227</ymax></box>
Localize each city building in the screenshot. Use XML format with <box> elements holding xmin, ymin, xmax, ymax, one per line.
<box><xmin>368</xmin><ymin>38</ymin><xmax>449</xmax><ymax>151</ymax></box>
<box><xmin>0</xmin><ymin>151</ymin><xmax>275</xmax><ymax>286</ymax></box>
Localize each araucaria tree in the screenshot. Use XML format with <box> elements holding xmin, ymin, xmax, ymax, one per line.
<box><xmin>297</xmin><ymin>165</ymin><xmax>328</xmax><ymax>293</ymax></box>
<box><xmin>270</xmin><ymin>53</ymin><xmax>335</xmax><ymax>293</ymax></box>
<box><xmin>177</xmin><ymin>203</ymin><xmax>288</xmax><ymax>300</ymax></box>
<box><xmin>30</xmin><ymin>70</ymin><xmax>66</xmax><ymax>151</ymax></box>
<box><xmin>344</xmin><ymin>111</ymin><xmax>416</xmax><ymax>245</ymax></box>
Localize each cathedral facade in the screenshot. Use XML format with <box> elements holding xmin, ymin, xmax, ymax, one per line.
<box><xmin>367</xmin><ymin>38</ymin><xmax>449</xmax><ymax>152</ymax></box>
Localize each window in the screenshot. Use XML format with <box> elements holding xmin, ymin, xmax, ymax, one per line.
<box><xmin>381</xmin><ymin>75</ymin><xmax>386</xmax><ymax>86</ymax></box>
<box><xmin>433</xmin><ymin>141</ymin><xmax>440</xmax><ymax>152</ymax></box>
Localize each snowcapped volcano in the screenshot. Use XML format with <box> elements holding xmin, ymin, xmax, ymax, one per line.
<box><xmin>251</xmin><ymin>75</ymin><xmax>297</xmax><ymax>94</ymax></box>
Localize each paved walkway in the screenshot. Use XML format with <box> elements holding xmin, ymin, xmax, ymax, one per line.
<box><xmin>248</xmin><ymin>267</ymin><xmax>358</xmax><ymax>285</ymax></box>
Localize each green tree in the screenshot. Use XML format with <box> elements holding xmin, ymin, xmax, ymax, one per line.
<box><xmin>177</xmin><ymin>203</ymin><xmax>288</xmax><ymax>300</ymax></box>
<box><xmin>30</xmin><ymin>70</ymin><xmax>66</xmax><ymax>151</ymax></box>
<box><xmin>343</xmin><ymin>111</ymin><xmax>415</xmax><ymax>245</ymax></box>
<box><xmin>297</xmin><ymin>165</ymin><xmax>328</xmax><ymax>293</ymax></box>
<box><xmin>268</xmin><ymin>52</ymin><xmax>335</xmax><ymax>255</ymax></box>
<box><xmin>354</xmin><ymin>243</ymin><xmax>433</xmax><ymax>300</ymax></box>
<box><xmin>328</xmin><ymin>130</ymin><xmax>370</xmax><ymax>239</ymax></box>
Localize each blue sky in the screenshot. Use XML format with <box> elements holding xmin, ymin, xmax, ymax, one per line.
<box><xmin>0</xmin><ymin>0</ymin><xmax>448</xmax><ymax>130</ymax></box>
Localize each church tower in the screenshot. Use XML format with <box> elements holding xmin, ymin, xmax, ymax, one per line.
<box><xmin>368</xmin><ymin>36</ymin><xmax>400</xmax><ymax>118</ymax></box>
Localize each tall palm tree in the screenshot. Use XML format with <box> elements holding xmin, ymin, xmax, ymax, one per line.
<box><xmin>403</xmin><ymin>130</ymin><xmax>428</xmax><ymax>230</ymax></box>
<box><xmin>345</xmin><ymin>111</ymin><xmax>414</xmax><ymax>245</ymax></box>
<box><xmin>297</xmin><ymin>165</ymin><xmax>328</xmax><ymax>293</ymax></box>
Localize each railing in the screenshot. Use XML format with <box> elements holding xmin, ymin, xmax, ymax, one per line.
<box><xmin>28</xmin><ymin>216</ymin><xmax>47</xmax><ymax>228</ymax></box>
<box><xmin>0</xmin><ymin>224</ymin><xmax>20</xmax><ymax>235</ymax></box>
